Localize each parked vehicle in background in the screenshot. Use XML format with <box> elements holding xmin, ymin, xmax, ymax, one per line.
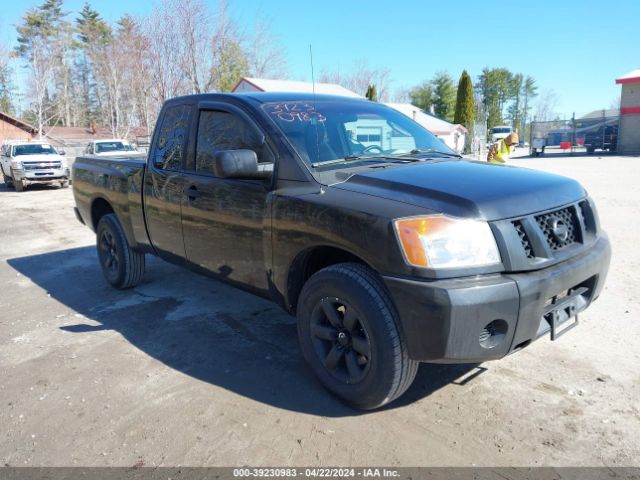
<box><xmin>584</xmin><ymin>125</ymin><xmax>618</xmax><ymax>153</ymax></box>
<box><xmin>531</xmin><ymin>137</ymin><xmax>546</xmax><ymax>157</ymax></box>
<box><xmin>0</xmin><ymin>141</ymin><xmax>70</xmax><ymax>191</ymax></box>
<box><xmin>491</xmin><ymin>125</ymin><xmax>514</xmax><ymax>144</ymax></box>
<box><xmin>73</xmin><ymin>92</ymin><xmax>611</xmax><ymax>409</ymax></box>
<box><xmin>85</xmin><ymin>139</ymin><xmax>139</xmax><ymax>157</ymax></box>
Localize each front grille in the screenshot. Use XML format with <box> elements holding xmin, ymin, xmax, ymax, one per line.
<box><xmin>23</xmin><ymin>162</ymin><xmax>62</xmax><ymax>171</ymax></box>
<box><xmin>535</xmin><ymin>206</ymin><xmax>580</xmax><ymax>250</ymax></box>
<box><xmin>495</xmin><ymin>200</ymin><xmax>597</xmax><ymax>271</ymax></box>
<box><xmin>513</xmin><ymin>220</ymin><xmax>534</xmax><ymax>258</ymax></box>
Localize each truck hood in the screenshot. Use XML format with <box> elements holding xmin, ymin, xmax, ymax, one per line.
<box><xmin>333</xmin><ymin>160</ymin><xmax>586</xmax><ymax>221</ymax></box>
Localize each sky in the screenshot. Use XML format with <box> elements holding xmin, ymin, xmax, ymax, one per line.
<box><xmin>1</xmin><ymin>0</ymin><xmax>638</xmax><ymax>118</ymax></box>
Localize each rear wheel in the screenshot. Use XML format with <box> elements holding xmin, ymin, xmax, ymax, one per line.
<box><xmin>297</xmin><ymin>263</ymin><xmax>418</xmax><ymax>410</ymax></box>
<box><xmin>96</xmin><ymin>213</ymin><xmax>145</xmax><ymax>289</ymax></box>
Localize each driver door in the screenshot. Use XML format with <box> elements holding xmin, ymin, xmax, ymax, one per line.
<box><xmin>180</xmin><ymin>105</ymin><xmax>275</xmax><ymax>294</ymax></box>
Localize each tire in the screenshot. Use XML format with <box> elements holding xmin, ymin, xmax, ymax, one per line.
<box><xmin>60</xmin><ymin>180</ymin><xmax>69</xmax><ymax>188</ymax></box>
<box><xmin>297</xmin><ymin>262</ymin><xmax>418</xmax><ymax>410</ymax></box>
<box><xmin>14</xmin><ymin>179</ymin><xmax>24</xmax><ymax>192</ymax></box>
<box><xmin>96</xmin><ymin>213</ymin><xmax>145</xmax><ymax>289</ymax></box>
<box><xmin>2</xmin><ymin>174</ymin><xmax>12</xmax><ymax>187</ymax></box>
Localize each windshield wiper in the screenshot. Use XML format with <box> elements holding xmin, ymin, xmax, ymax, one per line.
<box><xmin>311</xmin><ymin>154</ymin><xmax>385</xmax><ymax>168</ymax></box>
<box><xmin>408</xmin><ymin>148</ymin><xmax>462</xmax><ymax>158</ymax></box>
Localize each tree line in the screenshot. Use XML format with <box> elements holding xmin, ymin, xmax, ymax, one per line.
<box><xmin>0</xmin><ymin>0</ymin><xmax>561</xmax><ymax>143</ymax></box>
<box><xmin>2</xmin><ymin>0</ymin><xmax>288</xmax><ymax>138</ymax></box>
<box><xmin>407</xmin><ymin>68</ymin><xmax>557</xmax><ymax>139</ymax></box>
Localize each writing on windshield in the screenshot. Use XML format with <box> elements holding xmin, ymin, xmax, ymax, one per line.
<box><xmin>267</xmin><ymin>103</ymin><xmax>326</xmax><ymax>123</ymax></box>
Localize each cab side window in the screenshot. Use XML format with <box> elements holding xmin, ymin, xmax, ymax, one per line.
<box><xmin>195</xmin><ymin>110</ymin><xmax>273</xmax><ymax>175</ymax></box>
<box><xmin>154</xmin><ymin>105</ymin><xmax>190</xmax><ymax>170</ymax></box>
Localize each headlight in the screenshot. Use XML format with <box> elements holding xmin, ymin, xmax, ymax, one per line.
<box><xmin>10</xmin><ymin>161</ymin><xmax>23</xmax><ymax>170</ymax></box>
<box><xmin>393</xmin><ymin>215</ymin><xmax>501</xmax><ymax>269</ymax></box>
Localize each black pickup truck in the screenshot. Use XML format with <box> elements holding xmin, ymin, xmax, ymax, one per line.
<box><xmin>73</xmin><ymin>93</ymin><xmax>611</xmax><ymax>409</ymax></box>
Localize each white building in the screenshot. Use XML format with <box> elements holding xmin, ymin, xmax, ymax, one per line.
<box><xmin>616</xmin><ymin>69</ymin><xmax>640</xmax><ymax>153</ymax></box>
<box><xmin>232</xmin><ymin>77</ymin><xmax>362</xmax><ymax>98</ymax></box>
<box><xmin>384</xmin><ymin>103</ymin><xmax>467</xmax><ymax>153</ymax></box>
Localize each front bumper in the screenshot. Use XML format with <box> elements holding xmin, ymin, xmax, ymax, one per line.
<box><xmin>13</xmin><ymin>168</ymin><xmax>69</xmax><ymax>184</ymax></box>
<box><xmin>383</xmin><ymin>235</ymin><xmax>611</xmax><ymax>363</ymax></box>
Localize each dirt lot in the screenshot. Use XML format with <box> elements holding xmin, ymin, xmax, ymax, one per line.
<box><xmin>0</xmin><ymin>155</ymin><xmax>639</xmax><ymax>467</ymax></box>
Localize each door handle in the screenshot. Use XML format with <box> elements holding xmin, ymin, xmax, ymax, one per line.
<box><xmin>184</xmin><ymin>185</ymin><xmax>202</xmax><ymax>200</ymax></box>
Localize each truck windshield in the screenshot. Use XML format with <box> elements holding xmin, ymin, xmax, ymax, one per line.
<box><xmin>262</xmin><ymin>100</ymin><xmax>455</xmax><ymax>169</ymax></box>
<box><xmin>12</xmin><ymin>144</ymin><xmax>58</xmax><ymax>156</ymax></box>
<box><xmin>492</xmin><ymin>127</ymin><xmax>512</xmax><ymax>134</ymax></box>
<box><xmin>96</xmin><ymin>142</ymin><xmax>133</xmax><ymax>153</ymax></box>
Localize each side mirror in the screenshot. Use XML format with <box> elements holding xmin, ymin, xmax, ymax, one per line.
<box><xmin>59</xmin><ymin>150</ymin><xmax>66</xmax><ymax>156</ymax></box>
<box><xmin>213</xmin><ymin>149</ymin><xmax>270</xmax><ymax>179</ymax></box>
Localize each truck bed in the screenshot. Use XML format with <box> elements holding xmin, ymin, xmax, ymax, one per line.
<box><xmin>72</xmin><ymin>154</ymin><xmax>148</xmax><ymax>250</ymax></box>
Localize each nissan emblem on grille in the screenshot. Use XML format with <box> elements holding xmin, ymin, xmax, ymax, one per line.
<box><xmin>535</xmin><ymin>206</ymin><xmax>580</xmax><ymax>251</ymax></box>
<box><xmin>549</xmin><ymin>217</ymin><xmax>569</xmax><ymax>242</ymax></box>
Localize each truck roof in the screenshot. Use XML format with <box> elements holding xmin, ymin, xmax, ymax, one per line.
<box><xmin>164</xmin><ymin>92</ymin><xmax>371</xmax><ymax>107</ymax></box>
<box><xmin>90</xmin><ymin>139</ymin><xmax>131</xmax><ymax>144</ymax></box>
<box><xmin>2</xmin><ymin>140</ymin><xmax>51</xmax><ymax>146</ymax></box>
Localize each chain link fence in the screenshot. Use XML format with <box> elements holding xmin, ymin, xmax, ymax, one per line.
<box><xmin>530</xmin><ymin>112</ymin><xmax>619</xmax><ymax>156</ymax></box>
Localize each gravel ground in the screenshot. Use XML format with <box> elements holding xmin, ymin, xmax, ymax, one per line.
<box><xmin>0</xmin><ymin>154</ymin><xmax>638</xmax><ymax>467</ymax></box>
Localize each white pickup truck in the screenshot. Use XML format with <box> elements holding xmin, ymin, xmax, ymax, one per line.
<box><xmin>0</xmin><ymin>141</ymin><xmax>70</xmax><ymax>192</ymax></box>
<box><xmin>84</xmin><ymin>139</ymin><xmax>139</xmax><ymax>157</ymax></box>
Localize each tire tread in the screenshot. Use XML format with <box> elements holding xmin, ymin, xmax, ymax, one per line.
<box><xmin>98</xmin><ymin>214</ymin><xmax>145</xmax><ymax>289</ymax></box>
<box><xmin>300</xmin><ymin>262</ymin><xmax>418</xmax><ymax>409</ymax></box>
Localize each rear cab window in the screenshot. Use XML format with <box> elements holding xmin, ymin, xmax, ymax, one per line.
<box><xmin>153</xmin><ymin>104</ymin><xmax>191</xmax><ymax>171</ymax></box>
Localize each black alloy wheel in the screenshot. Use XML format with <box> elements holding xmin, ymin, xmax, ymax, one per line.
<box><xmin>310</xmin><ymin>297</ymin><xmax>371</xmax><ymax>384</ymax></box>
<box><xmin>99</xmin><ymin>228</ymin><xmax>119</xmax><ymax>277</ymax></box>
<box><xmin>297</xmin><ymin>263</ymin><xmax>418</xmax><ymax>410</ymax></box>
<box><xmin>95</xmin><ymin>213</ymin><xmax>145</xmax><ymax>289</ymax></box>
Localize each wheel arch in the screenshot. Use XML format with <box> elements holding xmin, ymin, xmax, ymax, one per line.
<box><xmin>286</xmin><ymin>244</ymin><xmax>376</xmax><ymax>315</ymax></box>
<box><xmin>90</xmin><ymin>196</ymin><xmax>116</xmax><ymax>231</ymax></box>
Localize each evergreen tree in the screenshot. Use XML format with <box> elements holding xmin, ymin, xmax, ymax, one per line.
<box><xmin>409</xmin><ymin>81</ymin><xmax>434</xmax><ymax>112</ymax></box>
<box><xmin>76</xmin><ymin>3</ymin><xmax>112</xmax><ymax>126</ymax></box>
<box><xmin>432</xmin><ymin>71</ymin><xmax>456</xmax><ymax>121</ymax></box>
<box><xmin>454</xmin><ymin>70</ymin><xmax>475</xmax><ymax>127</ymax></box>
<box><xmin>454</xmin><ymin>70</ymin><xmax>475</xmax><ymax>154</ymax></box>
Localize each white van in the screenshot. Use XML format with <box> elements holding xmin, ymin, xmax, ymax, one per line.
<box><xmin>491</xmin><ymin>125</ymin><xmax>514</xmax><ymax>144</ymax></box>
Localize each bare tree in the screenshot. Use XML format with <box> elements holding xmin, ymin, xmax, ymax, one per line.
<box><xmin>174</xmin><ymin>0</ymin><xmax>211</xmax><ymax>94</ymax></box>
<box><xmin>609</xmin><ymin>96</ymin><xmax>621</xmax><ymax>112</ymax></box>
<box><xmin>247</xmin><ymin>16</ymin><xmax>287</xmax><ymax>79</ymax></box>
<box><xmin>319</xmin><ymin>59</ymin><xmax>391</xmax><ymax>100</ymax></box>
<box><xmin>208</xmin><ymin>0</ymin><xmax>249</xmax><ymax>92</ymax></box>
<box><xmin>120</xmin><ymin>17</ymin><xmax>154</xmax><ymax>134</ymax></box>
<box><xmin>144</xmin><ymin>0</ymin><xmax>188</xmax><ymax>103</ymax></box>
<box><xmin>15</xmin><ymin>3</ymin><xmax>65</xmax><ymax>137</ymax></box>
<box><xmin>534</xmin><ymin>89</ymin><xmax>559</xmax><ymax>121</ymax></box>
<box><xmin>392</xmin><ymin>86</ymin><xmax>411</xmax><ymax>103</ymax></box>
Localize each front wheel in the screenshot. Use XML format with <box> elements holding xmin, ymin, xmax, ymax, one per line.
<box><xmin>60</xmin><ymin>180</ymin><xmax>69</xmax><ymax>188</ymax></box>
<box><xmin>2</xmin><ymin>174</ymin><xmax>13</xmax><ymax>187</ymax></box>
<box><xmin>96</xmin><ymin>213</ymin><xmax>145</xmax><ymax>289</ymax></box>
<box><xmin>14</xmin><ymin>179</ymin><xmax>24</xmax><ymax>192</ymax></box>
<box><xmin>297</xmin><ymin>263</ymin><xmax>418</xmax><ymax>410</ymax></box>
